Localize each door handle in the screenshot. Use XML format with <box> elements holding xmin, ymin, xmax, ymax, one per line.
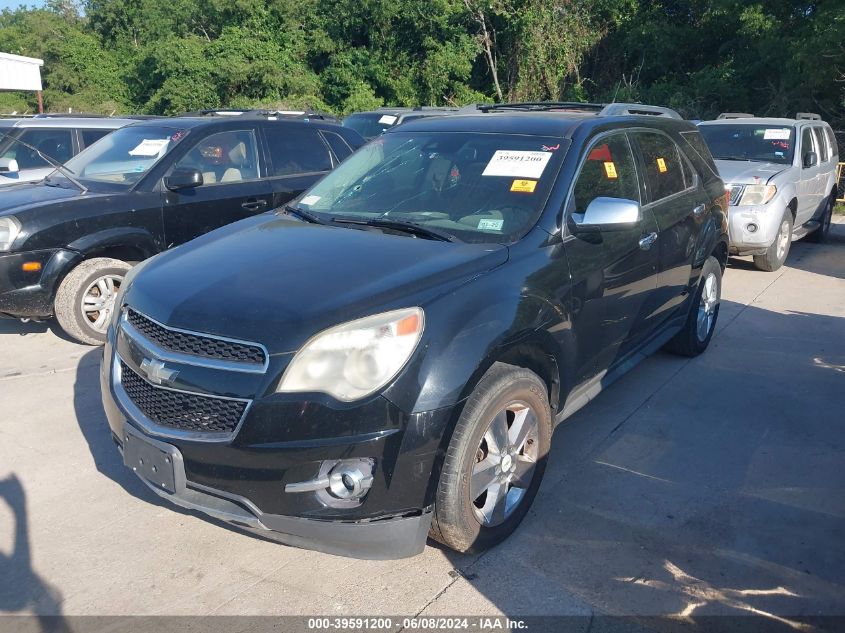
<box><xmin>241</xmin><ymin>199</ymin><xmax>268</xmax><ymax>211</ymax></box>
<box><xmin>639</xmin><ymin>232</ymin><xmax>658</xmax><ymax>251</ymax></box>
<box><xmin>692</xmin><ymin>204</ymin><xmax>706</xmax><ymax>217</ymax></box>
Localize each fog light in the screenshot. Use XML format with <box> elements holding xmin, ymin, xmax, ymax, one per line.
<box><xmin>746</xmin><ymin>223</ymin><xmax>758</xmax><ymax>233</ymax></box>
<box><xmin>328</xmin><ymin>462</ymin><xmax>374</xmax><ymax>500</ymax></box>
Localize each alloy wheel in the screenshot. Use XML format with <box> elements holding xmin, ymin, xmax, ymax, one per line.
<box><xmin>80</xmin><ymin>274</ymin><xmax>122</xmax><ymax>333</ymax></box>
<box><xmin>696</xmin><ymin>272</ymin><xmax>719</xmax><ymax>342</ymax></box>
<box><xmin>470</xmin><ymin>401</ymin><xmax>539</xmax><ymax>527</ymax></box>
<box><xmin>776</xmin><ymin>220</ymin><xmax>790</xmax><ymax>261</ymax></box>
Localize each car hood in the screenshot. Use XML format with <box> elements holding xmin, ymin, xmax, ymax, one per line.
<box><xmin>125</xmin><ymin>215</ymin><xmax>509</xmax><ymax>352</ymax></box>
<box><xmin>0</xmin><ymin>180</ymin><xmax>81</xmax><ymax>214</ymax></box>
<box><xmin>714</xmin><ymin>160</ymin><xmax>789</xmax><ymax>185</ymax></box>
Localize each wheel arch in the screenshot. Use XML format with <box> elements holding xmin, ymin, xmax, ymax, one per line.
<box><xmin>67</xmin><ymin>227</ymin><xmax>159</xmax><ymax>264</ymax></box>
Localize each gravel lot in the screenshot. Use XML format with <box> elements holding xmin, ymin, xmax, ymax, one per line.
<box><xmin>1</xmin><ymin>219</ymin><xmax>843</xmax><ymax>628</ymax></box>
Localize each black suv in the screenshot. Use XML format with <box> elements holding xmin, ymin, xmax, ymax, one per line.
<box><xmin>0</xmin><ymin>112</ymin><xmax>363</xmax><ymax>343</ymax></box>
<box><xmin>101</xmin><ymin>102</ymin><xmax>728</xmax><ymax>559</ymax></box>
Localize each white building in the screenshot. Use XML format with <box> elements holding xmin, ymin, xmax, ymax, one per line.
<box><xmin>0</xmin><ymin>52</ymin><xmax>45</xmax><ymax>112</ymax></box>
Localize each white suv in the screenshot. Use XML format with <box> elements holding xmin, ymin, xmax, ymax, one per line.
<box><xmin>698</xmin><ymin>113</ymin><xmax>838</xmax><ymax>271</ymax></box>
<box><xmin>0</xmin><ymin>116</ymin><xmax>135</xmax><ymax>187</ymax></box>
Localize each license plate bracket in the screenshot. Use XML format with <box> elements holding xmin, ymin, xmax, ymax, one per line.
<box><xmin>122</xmin><ymin>424</ymin><xmax>185</xmax><ymax>494</ymax></box>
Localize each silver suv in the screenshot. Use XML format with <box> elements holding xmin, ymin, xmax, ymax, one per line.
<box><xmin>698</xmin><ymin>113</ymin><xmax>839</xmax><ymax>271</ymax></box>
<box><xmin>0</xmin><ymin>116</ymin><xmax>135</xmax><ymax>187</ymax></box>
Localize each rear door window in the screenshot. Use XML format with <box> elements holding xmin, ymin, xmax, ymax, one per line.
<box><xmin>570</xmin><ymin>133</ymin><xmax>640</xmax><ymax>215</ymax></box>
<box><xmin>321</xmin><ymin>130</ymin><xmax>353</xmax><ymax>163</ymax></box>
<box><xmin>81</xmin><ymin>129</ymin><xmax>110</xmax><ymax>148</ymax></box>
<box><xmin>801</xmin><ymin>127</ymin><xmax>816</xmax><ymax>165</ymax></box>
<box><xmin>174</xmin><ymin>130</ymin><xmax>260</xmax><ymax>185</ymax></box>
<box><xmin>265</xmin><ymin>126</ymin><xmax>332</xmax><ymax>176</ymax></box>
<box><xmin>632</xmin><ymin>132</ymin><xmax>688</xmax><ymax>203</ymax></box>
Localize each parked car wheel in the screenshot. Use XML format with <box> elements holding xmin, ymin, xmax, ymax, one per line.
<box><xmin>664</xmin><ymin>255</ymin><xmax>722</xmax><ymax>357</ymax></box>
<box><xmin>429</xmin><ymin>362</ymin><xmax>551</xmax><ymax>553</ymax></box>
<box><xmin>54</xmin><ymin>257</ymin><xmax>131</xmax><ymax>345</ymax></box>
<box><xmin>753</xmin><ymin>210</ymin><xmax>793</xmax><ymax>272</ymax></box>
<box><xmin>807</xmin><ymin>196</ymin><xmax>833</xmax><ymax>244</ymax></box>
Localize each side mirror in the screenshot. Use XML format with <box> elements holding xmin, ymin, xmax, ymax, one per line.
<box><xmin>0</xmin><ymin>158</ymin><xmax>19</xmax><ymax>174</ymax></box>
<box><xmin>803</xmin><ymin>151</ymin><xmax>818</xmax><ymax>168</ymax></box>
<box><xmin>164</xmin><ymin>167</ymin><xmax>203</xmax><ymax>191</ymax></box>
<box><xmin>577</xmin><ymin>197</ymin><xmax>642</xmax><ymax>231</ymax></box>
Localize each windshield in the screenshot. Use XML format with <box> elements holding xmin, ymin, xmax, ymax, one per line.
<box><xmin>699</xmin><ymin>124</ymin><xmax>795</xmax><ymax>165</ymax></box>
<box><xmin>63</xmin><ymin>125</ymin><xmax>188</xmax><ymax>185</ymax></box>
<box><xmin>342</xmin><ymin>113</ymin><xmax>398</xmax><ymax>140</ymax></box>
<box><xmin>295</xmin><ymin>132</ymin><xmax>568</xmax><ymax>244</ymax></box>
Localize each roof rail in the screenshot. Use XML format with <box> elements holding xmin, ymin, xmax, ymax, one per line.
<box><xmin>599</xmin><ymin>103</ymin><xmax>682</xmax><ymax>119</ymax></box>
<box><xmin>180</xmin><ymin>108</ymin><xmax>340</xmax><ymax>122</ymax></box>
<box><xmin>796</xmin><ymin>112</ymin><xmax>821</xmax><ymax>121</ymax></box>
<box><xmin>717</xmin><ymin>113</ymin><xmax>754</xmax><ymax>119</ymax></box>
<box><xmin>477</xmin><ymin>102</ymin><xmax>604</xmax><ymax>113</ymax></box>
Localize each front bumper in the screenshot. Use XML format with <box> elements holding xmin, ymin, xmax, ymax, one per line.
<box><xmin>100</xmin><ymin>317</ymin><xmax>457</xmax><ymax>559</ymax></box>
<box><xmin>0</xmin><ymin>248</ymin><xmax>81</xmax><ymax>318</ymax></box>
<box><xmin>727</xmin><ymin>200</ymin><xmax>786</xmax><ymax>254</ymax></box>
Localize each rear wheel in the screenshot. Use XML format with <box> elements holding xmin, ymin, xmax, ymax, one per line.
<box><xmin>54</xmin><ymin>257</ymin><xmax>131</xmax><ymax>345</ymax></box>
<box><xmin>807</xmin><ymin>196</ymin><xmax>833</xmax><ymax>243</ymax></box>
<box><xmin>664</xmin><ymin>255</ymin><xmax>721</xmax><ymax>357</ymax></box>
<box><xmin>430</xmin><ymin>363</ymin><xmax>551</xmax><ymax>553</ymax></box>
<box><xmin>753</xmin><ymin>209</ymin><xmax>792</xmax><ymax>271</ymax></box>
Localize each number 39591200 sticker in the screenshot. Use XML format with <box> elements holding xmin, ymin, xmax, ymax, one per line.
<box><xmin>483</xmin><ymin>150</ymin><xmax>553</xmax><ymax>179</ymax></box>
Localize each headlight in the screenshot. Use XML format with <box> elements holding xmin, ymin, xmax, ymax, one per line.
<box><xmin>277</xmin><ymin>307</ymin><xmax>424</xmax><ymax>401</ymax></box>
<box><xmin>737</xmin><ymin>184</ymin><xmax>777</xmax><ymax>206</ymax></box>
<box><xmin>0</xmin><ymin>216</ymin><xmax>21</xmax><ymax>251</ymax></box>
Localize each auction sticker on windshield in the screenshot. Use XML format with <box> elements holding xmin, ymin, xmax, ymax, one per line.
<box><xmin>129</xmin><ymin>139</ymin><xmax>169</xmax><ymax>157</ymax></box>
<box><xmin>763</xmin><ymin>129</ymin><xmax>792</xmax><ymax>140</ymax></box>
<box><xmin>378</xmin><ymin>115</ymin><xmax>398</xmax><ymax>125</ymax></box>
<box><xmin>483</xmin><ymin>150</ymin><xmax>553</xmax><ymax>179</ymax></box>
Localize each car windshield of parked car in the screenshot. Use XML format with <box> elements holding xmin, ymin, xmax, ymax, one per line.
<box><xmin>295</xmin><ymin>131</ymin><xmax>567</xmax><ymax>244</ymax></box>
<box><xmin>699</xmin><ymin>124</ymin><xmax>796</xmax><ymax>165</ymax></box>
<box><xmin>342</xmin><ymin>113</ymin><xmax>397</xmax><ymax>140</ymax></box>
<box><xmin>62</xmin><ymin>125</ymin><xmax>188</xmax><ymax>185</ymax></box>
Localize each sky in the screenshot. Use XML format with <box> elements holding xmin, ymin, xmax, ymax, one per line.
<box><xmin>0</xmin><ymin>1</ymin><xmax>45</xmax><ymax>10</ymax></box>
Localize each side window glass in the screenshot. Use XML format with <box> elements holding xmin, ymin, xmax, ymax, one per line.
<box><xmin>175</xmin><ymin>130</ymin><xmax>259</xmax><ymax>185</ymax></box>
<box><xmin>265</xmin><ymin>126</ymin><xmax>332</xmax><ymax>176</ymax></box>
<box><xmin>81</xmin><ymin>129</ymin><xmax>109</xmax><ymax>148</ymax></box>
<box><xmin>321</xmin><ymin>130</ymin><xmax>353</xmax><ymax>163</ymax></box>
<box><xmin>571</xmin><ymin>133</ymin><xmax>640</xmax><ymax>215</ymax></box>
<box><xmin>825</xmin><ymin>127</ymin><xmax>839</xmax><ymax>157</ymax></box>
<box><xmin>801</xmin><ymin>127</ymin><xmax>815</xmax><ymax>165</ymax></box>
<box><xmin>10</xmin><ymin>129</ymin><xmax>74</xmax><ymax>168</ymax></box>
<box><xmin>634</xmin><ymin>132</ymin><xmax>687</xmax><ymax>202</ymax></box>
<box><xmin>812</xmin><ymin>127</ymin><xmax>829</xmax><ymax>163</ymax></box>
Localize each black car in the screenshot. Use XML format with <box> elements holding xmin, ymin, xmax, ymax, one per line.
<box><xmin>101</xmin><ymin>102</ymin><xmax>728</xmax><ymax>559</ymax></box>
<box><xmin>0</xmin><ymin>112</ymin><xmax>363</xmax><ymax>344</ymax></box>
<box><xmin>342</xmin><ymin>106</ymin><xmax>467</xmax><ymax>140</ymax></box>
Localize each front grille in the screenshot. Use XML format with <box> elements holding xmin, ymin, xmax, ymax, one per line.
<box><xmin>728</xmin><ymin>185</ymin><xmax>744</xmax><ymax>206</ymax></box>
<box><xmin>126</xmin><ymin>309</ymin><xmax>266</xmax><ymax>366</ymax></box>
<box><xmin>120</xmin><ymin>361</ymin><xmax>247</xmax><ymax>435</ymax></box>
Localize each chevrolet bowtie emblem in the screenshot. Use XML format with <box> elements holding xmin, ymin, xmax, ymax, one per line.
<box><xmin>140</xmin><ymin>358</ymin><xmax>179</xmax><ymax>385</ymax></box>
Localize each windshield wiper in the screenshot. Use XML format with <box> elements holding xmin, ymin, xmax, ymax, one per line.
<box><xmin>332</xmin><ymin>217</ymin><xmax>457</xmax><ymax>242</ymax></box>
<box><xmin>280</xmin><ymin>204</ymin><xmax>327</xmax><ymax>224</ymax></box>
<box><xmin>1</xmin><ymin>133</ymin><xmax>88</xmax><ymax>194</ymax></box>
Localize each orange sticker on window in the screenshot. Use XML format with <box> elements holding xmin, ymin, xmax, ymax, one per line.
<box><xmin>657</xmin><ymin>157</ymin><xmax>668</xmax><ymax>173</ymax></box>
<box><xmin>603</xmin><ymin>162</ymin><xmax>618</xmax><ymax>179</ymax></box>
<box><xmin>510</xmin><ymin>179</ymin><xmax>537</xmax><ymax>193</ymax></box>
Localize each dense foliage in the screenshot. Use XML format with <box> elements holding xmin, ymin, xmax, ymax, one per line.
<box><xmin>1</xmin><ymin>0</ymin><xmax>843</xmax><ymax>125</ymax></box>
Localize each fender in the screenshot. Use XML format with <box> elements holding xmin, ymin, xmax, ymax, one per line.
<box><xmin>67</xmin><ymin>227</ymin><xmax>160</xmax><ymax>259</ymax></box>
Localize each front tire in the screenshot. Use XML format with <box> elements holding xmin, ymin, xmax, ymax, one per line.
<box><xmin>54</xmin><ymin>257</ymin><xmax>131</xmax><ymax>345</ymax></box>
<box><xmin>664</xmin><ymin>255</ymin><xmax>722</xmax><ymax>357</ymax></box>
<box><xmin>753</xmin><ymin>209</ymin><xmax>793</xmax><ymax>271</ymax></box>
<box><xmin>430</xmin><ymin>363</ymin><xmax>552</xmax><ymax>553</ymax></box>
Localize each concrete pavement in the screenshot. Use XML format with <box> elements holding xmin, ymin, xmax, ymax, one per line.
<box><xmin>1</xmin><ymin>219</ymin><xmax>843</xmax><ymax>627</ymax></box>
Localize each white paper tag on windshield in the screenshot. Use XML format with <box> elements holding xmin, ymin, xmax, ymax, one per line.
<box><xmin>478</xmin><ymin>218</ymin><xmax>504</xmax><ymax>231</ymax></box>
<box><xmin>300</xmin><ymin>195</ymin><xmax>321</xmax><ymax>205</ymax></box>
<box><xmin>763</xmin><ymin>129</ymin><xmax>791</xmax><ymax>140</ymax></box>
<box><xmin>378</xmin><ymin>115</ymin><xmax>398</xmax><ymax>125</ymax></box>
<box><xmin>128</xmin><ymin>139</ymin><xmax>169</xmax><ymax>157</ymax></box>
<box><xmin>482</xmin><ymin>150</ymin><xmax>552</xmax><ymax>179</ymax></box>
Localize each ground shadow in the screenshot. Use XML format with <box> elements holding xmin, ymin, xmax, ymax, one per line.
<box><xmin>438</xmin><ymin>301</ymin><xmax>845</xmax><ymax>629</ymax></box>
<box><xmin>0</xmin><ymin>318</ymin><xmax>78</xmax><ymax>344</ymax></box>
<box><xmin>0</xmin><ymin>475</ymin><xmax>70</xmax><ymax>632</ymax></box>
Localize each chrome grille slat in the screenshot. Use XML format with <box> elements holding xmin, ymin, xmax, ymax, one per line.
<box><xmin>125</xmin><ymin>308</ymin><xmax>266</xmax><ymax>365</ymax></box>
